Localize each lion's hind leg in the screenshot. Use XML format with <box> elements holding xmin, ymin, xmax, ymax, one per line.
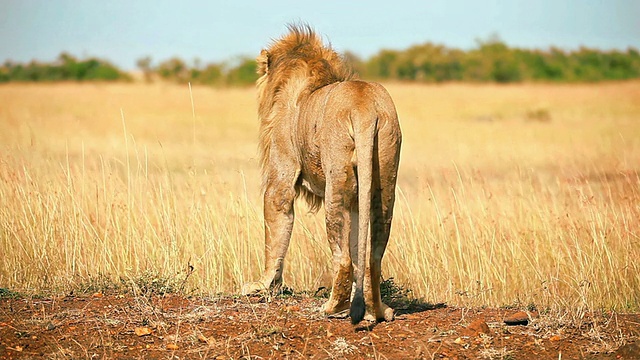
<box><xmin>321</xmin><ymin>209</ymin><xmax>357</xmax><ymax>316</ymax></box>
<box><xmin>321</xmin><ymin>162</ymin><xmax>357</xmax><ymax>316</ymax></box>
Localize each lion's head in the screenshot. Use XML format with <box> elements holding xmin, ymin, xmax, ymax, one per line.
<box><xmin>256</xmin><ymin>24</ymin><xmax>353</xmax><ymax>123</ymax></box>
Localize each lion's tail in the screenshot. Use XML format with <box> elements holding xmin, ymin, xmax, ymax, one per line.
<box><xmin>349</xmin><ymin>109</ymin><xmax>378</xmax><ymax>325</ymax></box>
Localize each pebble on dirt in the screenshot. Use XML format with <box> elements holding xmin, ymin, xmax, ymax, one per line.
<box><xmin>504</xmin><ymin>311</ymin><xmax>530</xmax><ymax>326</ymax></box>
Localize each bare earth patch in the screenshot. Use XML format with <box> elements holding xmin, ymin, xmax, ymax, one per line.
<box><xmin>1</xmin><ymin>294</ymin><xmax>638</xmax><ymax>359</ymax></box>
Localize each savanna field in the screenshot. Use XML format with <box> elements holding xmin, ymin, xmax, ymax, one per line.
<box><xmin>1</xmin><ymin>81</ymin><xmax>640</xmax><ymax>358</ymax></box>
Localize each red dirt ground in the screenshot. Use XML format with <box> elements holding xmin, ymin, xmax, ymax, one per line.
<box><xmin>1</xmin><ymin>294</ymin><xmax>639</xmax><ymax>359</ymax></box>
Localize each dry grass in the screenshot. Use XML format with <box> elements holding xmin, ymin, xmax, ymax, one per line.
<box><xmin>1</xmin><ymin>81</ymin><xmax>639</xmax><ymax>312</ymax></box>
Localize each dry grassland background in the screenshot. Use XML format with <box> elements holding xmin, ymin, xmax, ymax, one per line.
<box><xmin>1</xmin><ymin>81</ymin><xmax>639</xmax><ymax>312</ymax></box>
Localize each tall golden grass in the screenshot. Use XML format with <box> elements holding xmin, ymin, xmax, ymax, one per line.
<box><xmin>1</xmin><ymin>82</ymin><xmax>638</xmax><ymax>311</ymax></box>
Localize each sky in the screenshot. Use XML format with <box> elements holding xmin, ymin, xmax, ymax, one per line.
<box><xmin>1</xmin><ymin>0</ymin><xmax>639</xmax><ymax>70</ymax></box>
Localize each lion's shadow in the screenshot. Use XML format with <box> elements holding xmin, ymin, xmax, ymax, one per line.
<box><xmin>391</xmin><ymin>300</ymin><xmax>447</xmax><ymax>316</ymax></box>
<box><xmin>381</xmin><ymin>277</ymin><xmax>447</xmax><ymax>316</ymax></box>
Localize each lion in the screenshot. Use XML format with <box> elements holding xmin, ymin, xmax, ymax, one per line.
<box><xmin>242</xmin><ymin>24</ymin><xmax>402</xmax><ymax>325</ymax></box>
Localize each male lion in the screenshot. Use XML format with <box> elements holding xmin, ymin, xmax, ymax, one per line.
<box><xmin>242</xmin><ymin>25</ymin><xmax>402</xmax><ymax>325</ymax></box>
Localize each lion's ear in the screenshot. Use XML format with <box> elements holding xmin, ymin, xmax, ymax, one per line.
<box><xmin>256</xmin><ymin>49</ymin><xmax>269</xmax><ymax>75</ymax></box>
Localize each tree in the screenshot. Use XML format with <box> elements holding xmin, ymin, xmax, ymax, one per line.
<box><xmin>342</xmin><ymin>51</ymin><xmax>365</xmax><ymax>77</ymax></box>
<box><xmin>136</xmin><ymin>56</ymin><xmax>153</xmax><ymax>82</ymax></box>
<box><xmin>198</xmin><ymin>63</ymin><xmax>224</xmax><ymax>85</ymax></box>
<box><xmin>367</xmin><ymin>50</ymin><xmax>398</xmax><ymax>79</ymax></box>
<box><xmin>225</xmin><ymin>57</ymin><xmax>257</xmax><ymax>86</ymax></box>
<box><xmin>155</xmin><ymin>57</ymin><xmax>189</xmax><ymax>82</ymax></box>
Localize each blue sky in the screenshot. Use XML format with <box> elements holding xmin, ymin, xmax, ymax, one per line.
<box><xmin>1</xmin><ymin>0</ymin><xmax>639</xmax><ymax>69</ymax></box>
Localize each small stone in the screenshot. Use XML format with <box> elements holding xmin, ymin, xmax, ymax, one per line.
<box><xmin>134</xmin><ymin>327</ymin><xmax>152</xmax><ymax>336</ymax></box>
<box><xmin>464</xmin><ymin>318</ymin><xmax>491</xmax><ymax>336</ymax></box>
<box><xmin>504</xmin><ymin>311</ymin><xmax>529</xmax><ymax>326</ymax></box>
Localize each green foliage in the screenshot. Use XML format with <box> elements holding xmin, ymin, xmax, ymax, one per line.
<box><xmin>367</xmin><ymin>50</ymin><xmax>399</xmax><ymax>79</ymax></box>
<box><xmin>0</xmin><ymin>287</ymin><xmax>21</xmax><ymax>299</ymax></box>
<box><xmin>198</xmin><ymin>63</ymin><xmax>224</xmax><ymax>84</ymax></box>
<box><xmin>224</xmin><ymin>57</ymin><xmax>258</xmax><ymax>85</ymax></box>
<box><xmin>0</xmin><ymin>53</ymin><xmax>130</xmax><ymax>82</ymax></box>
<box><xmin>155</xmin><ymin>57</ymin><xmax>189</xmax><ymax>82</ymax></box>
<box><xmin>359</xmin><ymin>35</ymin><xmax>640</xmax><ymax>83</ymax></box>
<box><xmin>135</xmin><ymin>56</ymin><xmax>254</xmax><ymax>86</ymax></box>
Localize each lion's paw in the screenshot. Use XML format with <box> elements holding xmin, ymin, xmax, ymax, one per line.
<box><xmin>322</xmin><ymin>300</ymin><xmax>350</xmax><ymax>316</ymax></box>
<box><xmin>364</xmin><ymin>313</ymin><xmax>377</xmax><ymax>322</ymax></box>
<box><xmin>241</xmin><ymin>281</ymin><xmax>267</xmax><ymax>295</ymax></box>
<box><xmin>364</xmin><ymin>304</ymin><xmax>395</xmax><ymax>322</ymax></box>
<box><xmin>383</xmin><ymin>306</ymin><xmax>395</xmax><ymax>322</ymax></box>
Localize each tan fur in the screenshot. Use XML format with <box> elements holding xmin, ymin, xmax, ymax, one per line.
<box><xmin>256</xmin><ymin>25</ymin><xmax>353</xmax><ymax>211</ymax></box>
<box><xmin>243</xmin><ymin>25</ymin><xmax>402</xmax><ymax>325</ymax></box>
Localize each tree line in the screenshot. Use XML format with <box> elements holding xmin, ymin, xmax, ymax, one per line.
<box><xmin>0</xmin><ymin>53</ymin><xmax>130</xmax><ymax>82</ymax></box>
<box><xmin>352</xmin><ymin>36</ymin><xmax>640</xmax><ymax>83</ymax></box>
<box><xmin>134</xmin><ymin>56</ymin><xmax>257</xmax><ymax>86</ymax></box>
<box><xmin>2</xmin><ymin>37</ymin><xmax>640</xmax><ymax>84</ymax></box>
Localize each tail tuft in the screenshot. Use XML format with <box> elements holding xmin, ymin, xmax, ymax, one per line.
<box><xmin>350</xmin><ymin>292</ymin><xmax>365</xmax><ymax>325</ymax></box>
